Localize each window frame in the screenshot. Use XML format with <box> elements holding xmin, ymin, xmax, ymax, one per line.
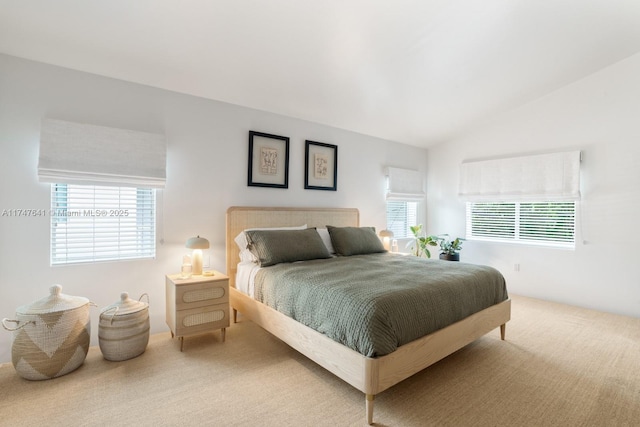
<box><xmin>466</xmin><ymin>201</ymin><xmax>577</xmax><ymax>249</ymax></box>
<box><xmin>50</xmin><ymin>183</ymin><xmax>157</xmax><ymax>265</ymax></box>
<box><xmin>386</xmin><ymin>200</ymin><xmax>418</xmax><ymax>239</ymax></box>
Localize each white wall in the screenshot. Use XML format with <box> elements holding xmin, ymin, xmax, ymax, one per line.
<box><xmin>427</xmin><ymin>53</ymin><xmax>640</xmax><ymax>318</ymax></box>
<box><xmin>0</xmin><ymin>54</ymin><xmax>428</xmax><ymax>363</ymax></box>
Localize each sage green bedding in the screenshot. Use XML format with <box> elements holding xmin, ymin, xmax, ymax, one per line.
<box><xmin>254</xmin><ymin>253</ymin><xmax>508</xmax><ymax>357</ymax></box>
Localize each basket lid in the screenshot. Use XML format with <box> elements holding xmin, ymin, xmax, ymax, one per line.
<box><xmin>101</xmin><ymin>292</ymin><xmax>148</xmax><ymax>316</ymax></box>
<box><xmin>16</xmin><ymin>284</ymin><xmax>90</xmax><ymax>315</ymax></box>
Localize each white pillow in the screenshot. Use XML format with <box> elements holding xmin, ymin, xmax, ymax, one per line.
<box><xmin>316</xmin><ymin>228</ymin><xmax>335</xmax><ymax>254</ymax></box>
<box><xmin>239</xmin><ymin>249</ymin><xmax>257</xmax><ymax>263</ymax></box>
<box><xmin>234</xmin><ymin>224</ymin><xmax>307</xmax><ymax>262</ymax></box>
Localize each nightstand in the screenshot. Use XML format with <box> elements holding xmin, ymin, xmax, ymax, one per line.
<box><xmin>165</xmin><ymin>271</ymin><xmax>230</xmax><ymax>351</ymax></box>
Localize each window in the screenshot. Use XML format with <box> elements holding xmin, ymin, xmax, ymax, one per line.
<box><xmin>466</xmin><ymin>201</ymin><xmax>576</xmax><ymax>248</ymax></box>
<box><xmin>386</xmin><ymin>201</ymin><xmax>418</xmax><ymax>239</ymax></box>
<box><xmin>51</xmin><ymin>184</ymin><xmax>156</xmax><ymax>265</ymax></box>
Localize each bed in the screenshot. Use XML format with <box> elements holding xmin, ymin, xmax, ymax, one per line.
<box><xmin>226</xmin><ymin>206</ymin><xmax>511</xmax><ymax>425</ymax></box>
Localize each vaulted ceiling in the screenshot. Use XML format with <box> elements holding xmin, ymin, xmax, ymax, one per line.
<box><xmin>2</xmin><ymin>0</ymin><xmax>639</xmax><ymax>147</ymax></box>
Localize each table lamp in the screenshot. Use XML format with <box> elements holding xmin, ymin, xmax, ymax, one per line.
<box><xmin>379</xmin><ymin>229</ymin><xmax>394</xmax><ymax>251</ymax></box>
<box><xmin>186</xmin><ymin>235</ymin><xmax>209</xmax><ymax>275</ymax></box>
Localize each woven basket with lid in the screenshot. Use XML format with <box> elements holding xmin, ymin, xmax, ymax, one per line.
<box><xmin>99</xmin><ymin>292</ymin><xmax>150</xmax><ymax>361</ymax></box>
<box><xmin>2</xmin><ymin>284</ymin><xmax>92</xmax><ymax>380</ymax></box>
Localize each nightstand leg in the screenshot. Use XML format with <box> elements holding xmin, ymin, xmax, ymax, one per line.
<box><xmin>233</xmin><ymin>309</ymin><xmax>238</xmax><ymax>323</ymax></box>
<box><xmin>180</xmin><ymin>336</ymin><xmax>184</xmax><ymax>352</ymax></box>
<box><xmin>221</xmin><ymin>328</ymin><xmax>226</xmax><ymax>342</ymax></box>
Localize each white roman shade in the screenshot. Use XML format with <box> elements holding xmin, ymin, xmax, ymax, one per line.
<box><xmin>385</xmin><ymin>167</ymin><xmax>425</xmax><ymax>201</ymax></box>
<box><xmin>459</xmin><ymin>151</ymin><xmax>581</xmax><ymax>202</ymax></box>
<box><xmin>38</xmin><ymin>118</ymin><xmax>167</xmax><ymax>188</ymax></box>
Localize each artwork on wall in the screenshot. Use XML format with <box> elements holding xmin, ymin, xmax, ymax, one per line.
<box><xmin>248</xmin><ymin>131</ymin><xmax>290</xmax><ymax>188</ymax></box>
<box><xmin>305</xmin><ymin>140</ymin><xmax>337</xmax><ymax>191</ymax></box>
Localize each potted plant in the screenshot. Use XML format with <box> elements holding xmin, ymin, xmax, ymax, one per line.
<box><xmin>438</xmin><ymin>236</ymin><xmax>464</xmax><ymax>261</ymax></box>
<box><xmin>407</xmin><ymin>224</ymin><xmax>439</xmax><ymax>258</ymax></box>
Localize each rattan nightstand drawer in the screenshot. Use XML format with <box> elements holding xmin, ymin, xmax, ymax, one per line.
<box><xmin>174</xmin><ymin>303</ymin><xmax>229</xmax><ymax>337</ymax></box>
<box><xmin>175</xmin><ymin>280</ymin><xmax>228</xmax><ymax>311</ymax></box>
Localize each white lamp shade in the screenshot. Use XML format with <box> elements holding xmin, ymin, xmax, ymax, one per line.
<box><xmin>186</xmin><ymin>236</ymin><xmax>210</xmax><ymax>250</ymax></box>
<box><xmin>379</xmin><ymin>230</ymin><xmax>394</xmax><ymax>239</ymax></box>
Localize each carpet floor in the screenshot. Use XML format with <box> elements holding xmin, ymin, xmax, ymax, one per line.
<box><xmin>1</xmin><ymin>294</ymin><xmax>639</xmax><ymax>426</ymax></box>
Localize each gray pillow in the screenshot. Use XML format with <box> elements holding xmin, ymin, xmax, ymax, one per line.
<box><xmin>326</xmin><ymin>226</ymin><xmax>386</xmax><ymax>256</ymax></box>
<box><xmin>245</xmin><ymin>228</ymin><xmax>331</xmax><ymax>267</ymax></box>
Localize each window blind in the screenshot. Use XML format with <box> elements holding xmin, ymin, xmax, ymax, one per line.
<box><xmin>386</xmin><ymin>201</ymin><xmax>417</xmax><ymax>239</ymax></box>
<box><xmin>39</xmin><ymin>118</ymin><xmax>167</xmax><ymax>188</ymax></box>
<box><xmin>51</xmin><ymin>184</ymin><xmax>156</xmax><ymax>265</ymax></box>
<box><xmin>466</xmin><ymin>202</ymin><xmax>516</xmax><ymax>239</ymax></box>
<box><xmin>519</xmin><ymin>202</ymin><xmax>576</xmax><ymax>245</ymax></box>
<box><xmin>466</xmin><ymin>201</ymin><xmax>576</xmax><ymax>248</ymax></box>
<box><xmin>385</xmin><ymin>167</ymin><xmax>425</xmax><ymax>201</ymax></box>
<box><xmin>459</xmin><ymin>151</ymin><xmax>581</xmax><ymax>201</ymax></box>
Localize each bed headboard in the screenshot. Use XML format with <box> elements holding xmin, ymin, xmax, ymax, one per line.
<box><xmin>226</xmin><ymin>206</ymin><xmax>359</xmax><ymax>288</ymax></box>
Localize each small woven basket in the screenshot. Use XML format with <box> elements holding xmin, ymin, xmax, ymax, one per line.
<box><xmin>99</xmin><ymin>292</ymin><xmax>150</xmax><ymax>361</ymax></box>
<box><xmin>2</xmin><ymin>285</ymin><xmax>93</xmax><ymax>380</ymax></box>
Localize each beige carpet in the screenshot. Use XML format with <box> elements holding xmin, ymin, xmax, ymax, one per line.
<box><xmin>1</xmin><ymin>294</ymin><xmax>639</xmax><ymax>427</ymax></box>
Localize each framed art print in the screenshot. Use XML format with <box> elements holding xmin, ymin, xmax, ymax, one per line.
<box><xmin>305</xmin><ymin>140</ymin><xmax>337</xmax><ymax>191</ymax></box>
<box><xmin>248</xmin><ymin>131</ymin><xmax>290</xmax><ymax>189</ymax></box>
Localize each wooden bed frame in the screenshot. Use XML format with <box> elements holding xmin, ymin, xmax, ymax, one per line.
<box><xmin>226</xmin><ymin>206</ymin><xmax>511</xmax><ymax>425</ymax></box>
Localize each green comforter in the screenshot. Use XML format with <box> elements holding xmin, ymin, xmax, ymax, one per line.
<box><xmin>254</xmin><ymin>253</ymin><xmax>508</xmax><ymax>357</ymax></box>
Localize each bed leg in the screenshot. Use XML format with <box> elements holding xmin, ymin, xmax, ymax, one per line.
<box><xmin>233</xmin><ymin>308</ymin><xmax>238</xmax><ymax>324</ymax></box>
<box><xmin>366</xmin><ymin>394</ymin><xmax>375</xmax><ymax>425</ymax></box>
<box><xmin>500</xmin><ymin>323</ymin><xmax>506</xmax><ymax>340</ymax></box>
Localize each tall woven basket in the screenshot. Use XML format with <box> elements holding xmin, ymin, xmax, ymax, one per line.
<box><xmin>2</xmin><ymin>285</ymin><xmax>93</xmax><ymax>380</ymax></box>
<box><xmin>99</xmin><ymin>292</ymin><xmax>150</xmax><ymax>361</ymax></box>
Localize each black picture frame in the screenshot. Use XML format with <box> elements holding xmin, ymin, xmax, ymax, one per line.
<box><xmin>304</xmin><ymin>140</ymin><xmax>337</xmax><ymax>191</ymax></box>
<box><xmin>248</xmin><ymin>131</ymin><xmax>290</xmax><ymax>189</ymax></box>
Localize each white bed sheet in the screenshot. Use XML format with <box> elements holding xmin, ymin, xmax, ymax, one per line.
<box><xmin>236</xmin><ymin>261</ymin><xmax>262</xmax><ymax>297</ymax></box>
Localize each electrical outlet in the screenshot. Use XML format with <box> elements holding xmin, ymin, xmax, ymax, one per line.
<box><xmin>514</xmin><ymin>263</ymin><xmax>520</xmax><ymax>272</ymax></box>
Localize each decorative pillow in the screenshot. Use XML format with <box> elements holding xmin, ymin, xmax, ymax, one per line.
<box><xmin>316</xmin><ymin>228</ymin><xmax>335</xmax><ymax>254</ymax></box>
<box><xmin>326</xmin><ymin>226</ymin><xmax>386</xmax><ymax>256</ymax></box>
<box><xmin>245</xmin><ymin>228</ymin><xmax>331</xmax><ymax>267</ymax></box>
<box><xmin>234</xmin><ymin>224</ymin><xmax>307</xmax><ymax>263</ymax></box>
